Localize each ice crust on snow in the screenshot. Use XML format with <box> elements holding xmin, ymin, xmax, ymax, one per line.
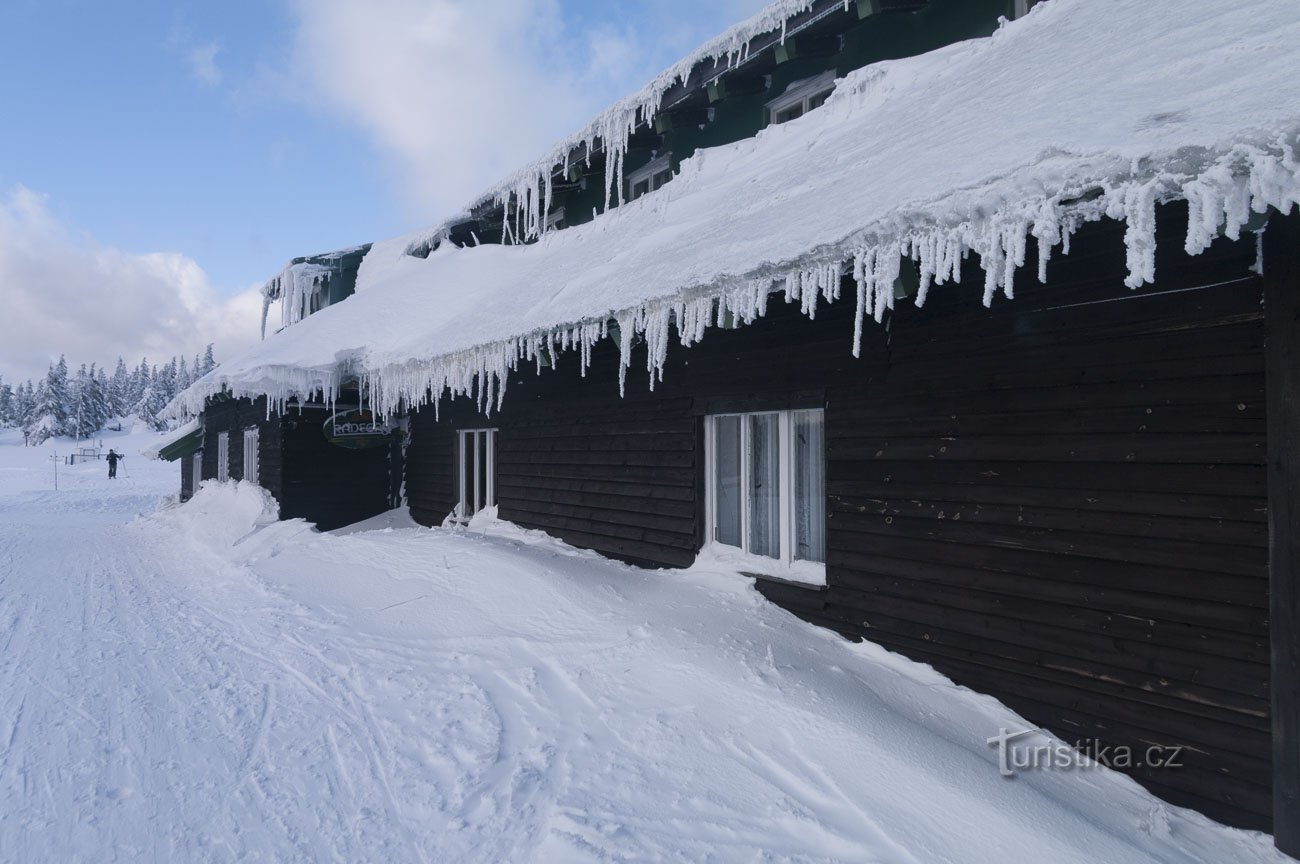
<box><xmin>175</xmin><ymin>0</ymin><xmax>1300</xmax><ymax>419</ymax></box>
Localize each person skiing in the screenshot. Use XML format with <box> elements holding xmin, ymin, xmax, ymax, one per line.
<box><xmin>106</xmin><ymin>449</ymin><xmax>123</xmax><ymax>479</ymax></box>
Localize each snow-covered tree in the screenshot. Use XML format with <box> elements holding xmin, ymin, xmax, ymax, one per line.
<box><xmin>109</xmin><ymin>357</ymin><xmax>131</xmax><ymax>418</ymax></box>
<box><xmin>0</xmin><ymin>379</ymin><xmax>12</xmax><ymax>427</ymax></box>
<box><xmin>27</xmin><ymin>357</ymin><xmax>71</xmax><ymax>443</ymax></box>
<box><xmin>13</xmin><ymin>381</ymin><xmax>34</xmax><ymax>430</ymax></box>
<box><xmin>200</xmin><ymin>344</ymin><xmax>216</xmax><ymax>376</ymax></box>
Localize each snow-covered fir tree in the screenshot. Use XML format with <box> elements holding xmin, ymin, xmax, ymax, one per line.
<box><xmin>27</xmin><ymin>356</ymin><xmax>71</xmax><ymax>443</ymax></box>
<box><xmin>1</xmin><ymin>347</ymin><xmax>216</xmax><ymax>436</ymax></box>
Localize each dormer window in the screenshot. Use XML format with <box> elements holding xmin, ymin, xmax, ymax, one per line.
<box><xmin>626</xmin><ymin>153</ymin><xmax>673</xmax><ymax>202</ymax></box>
<box><xmin>765</xmin><ymin>70</ymin><xmax>837</xmax><ymax>126</ymax></box>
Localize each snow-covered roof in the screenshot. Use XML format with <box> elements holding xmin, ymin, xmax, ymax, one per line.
<box><xmin>140</xmin><ymin>417</ymin><xmax>201</xmax><ymax>461</ymax></box>
<box><xmin>176</xmin><ymin>0</ymin><xmax>1300</xmax><ymax>418</ymax></box>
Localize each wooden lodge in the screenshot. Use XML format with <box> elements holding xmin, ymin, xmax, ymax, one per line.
<box><xmin>164</xmin><ymin>0</ymin><xmax>1300</xmax><ymax>853</ymax></box>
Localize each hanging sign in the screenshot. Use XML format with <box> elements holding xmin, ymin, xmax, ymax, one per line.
<box><xmin>323</xmin><ymin>409</ymin><xmax>396</xmax><ymax>449</ymax></box>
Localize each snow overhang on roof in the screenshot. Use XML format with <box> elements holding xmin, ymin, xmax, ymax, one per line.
<box><xmin>172</xmin><ymin>0</ymin><xmax>1300</xmax><ymax>421</ymax></box>
<box><xmin>260</xmin><ymin>244</ymin><xmax>373</xmax><ymax>338</ymax></box>
<box><xmin>143</xmin><ymin>418</ymin><xmax>203</xmax><ymax>462</ymax></box>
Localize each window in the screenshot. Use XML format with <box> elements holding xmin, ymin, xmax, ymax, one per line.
<box><xmin>243</xmin><ymin>427</ymin><xmax>260</xmax><ymax>485</ymax></box>
<box><xmin>704</xmin><ymin>409</ymin><xmax>826</xmax><ymax>583</ymax></box>
<box><xmin>191</xmin><ymin>452</ymin><xmax>202</xmax><ymax>493</ymax></box>
<box><xmin>626</xmin><ymin>153</ymin><xmax>673</xmax><ymax>201</ymax></box>
<box><xmin>456</xmin><ymin>428</ymin><xmax>497</xmax><ymax>522</ymax></box>
<box><xmin>546</xmin><ymin>206</ymin><xmax>567</xmax><ymax>232</ymax></box>
<box><xmin>216</xmin><ymin>432</ymin><xmax>229</xmax><ymax>482</ymax></box>
<box><xmin>766</xmin><ymin>71</ymin><xmax>837</xmax><ymax>126</ymax></box>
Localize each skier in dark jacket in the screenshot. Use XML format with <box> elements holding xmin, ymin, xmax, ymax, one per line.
<box><xmin>106</xmin><ymin>449</ymin><xmax>123</xmax><ymax>479</ymax></box>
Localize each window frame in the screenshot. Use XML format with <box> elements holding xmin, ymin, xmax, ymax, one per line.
<box><xmin>243</xmin><ymin>427</ymin><xmax>260</xmax><ymax>485</ymax></box>
<box><xmin>765</xmin><ymin>70</ymin><xmax>837</xmax><ymax>126</ymax></box>
<box><xmin>626</xmin><ymin>153</ymin><xmax>673</xmax><ymax>202</ymax></box>
<box><xmin>703</xmin><ymin>408</ymin><xmax>826</xmax><ymax>585</ymax></box>
<box><xmin>216</xmin><ymin>432</ymin><xmax>229</xmax><ymax>482</ymax></box>
<box><xmin>455</xmin><ymin>427</ymin><xmax>497</xmax><ymax>522</ymax></box>
<box><xmin>191</xmin><ymin>451</ymin><xmax>202</xmax><ymax>493</ymax></box>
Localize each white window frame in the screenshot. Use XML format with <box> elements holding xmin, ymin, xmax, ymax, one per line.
<box><xmin>703</xmin><ymin>409</ymin><xmax>826</xmax><ymax>586</ymax></box>
<box><xmin>216</xmin><ymin>432</ymin><xmax>229</xmax><ymax>482</ymax></box>
<box><xmin>765</xmin><ymin>70</ymin><xmax>837</xmax><ymax>125</ymax></box>
<box><xmin>243</xmin><ymin>427</ymin><xmax>260</xmax><ymax>485</ymax></box>
<box><xmin>191</xmin><ymin>451</ymin><xmax>202</xmax><ymax>493</ymax></box>
<box><xmin>455</xmin><ymin>428</ymin><xmax>497</xmax><ymax>522</ymax></box>
<box><xmin>626</xmin><ymin>153</ymin><xmax>673</xmax><ymax>201</ymax></box>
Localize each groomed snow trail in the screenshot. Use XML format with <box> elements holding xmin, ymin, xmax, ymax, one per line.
<box><xmin>0</xmin><ymin>433</ymin><xmax>1291</xmax><ymax>862</ymax></box>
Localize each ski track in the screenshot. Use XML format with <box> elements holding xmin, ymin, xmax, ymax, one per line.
<box><xmin>0</xmin><ymin>434</ymin><xmax>1294</xmax><ymax>863</ymax></box>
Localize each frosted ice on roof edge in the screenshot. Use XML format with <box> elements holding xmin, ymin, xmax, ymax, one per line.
<box><xmin>167</xmin><ymin>0</ymin><xmax>1300</xmax><ymax>422</ymax></box>
<box><xmin>402</xmin><ymin>0</ymin><xmax>844</xmax><ymax>253</ymax></box>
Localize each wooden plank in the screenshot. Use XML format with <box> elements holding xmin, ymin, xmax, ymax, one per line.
<box><xmin>825</xmin><ymin>582</ymin><xmax>1269</xmax><ymax>701</ymax></box>
<box><xmin>827</xmin><ymin>547</ymin><xmax>1268</xmax><ymax>634</ymax></box>
<box><xmin>829</xmin><ymin>508</ymin><xmax>1266</xmax><ymax>578</ymax></box>
<box><xmin>828</xmin><ymin>478</ymin><xmax>1266</xmax><ymax>524</ymax></box>
<box><xmin>829</xmin><ymin>493</ymin><xmax>1267</xmax><ymax>546</ymax></box>
<box><xmin>1266</xmin><ymin>209</ymin><xmax>1300</xmax><ymax>854</ymax></box>
<box><xmin>831</xmin><ymin>565</ymin><xmax>1267</xmax><ymax>658</ymax></box>
<box><xmin>831</xmin><ymin>375</ymin><xmax>1266</xmax><ymax>422</ymax></box>
<box><xmin>826</xmin><ymin>532</ymin><xmax>1268</xmax><ymax>607</ymax></box>
<box><xmin>827</xmin><ymin>459</ymin><xmax>1267</xmax><ymax>498</ymax></box>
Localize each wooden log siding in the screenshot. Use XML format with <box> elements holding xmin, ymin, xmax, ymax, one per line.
<box><xmin>278</xmin><ymin>407</ymin><xmax>393</xmax><ymax>531</ymax></box>
<box><xmin>199</xmin><ymin>397</ymin><xmax>284</xmax><ymax>503</ymax></box>
<box><xmin>1265</xmin><ymin>209</ymin><xmax>1300</xmax><ymax>856</ymax></box>
<box><xmin>403</xmin><ymin>203</ymin><xmax>1272</xmax><ymax>831</ymax></box>
<box><xmin>198</xmin><ymin>399</ymin><xmax>395</xmax><ymax>531</ymax></box>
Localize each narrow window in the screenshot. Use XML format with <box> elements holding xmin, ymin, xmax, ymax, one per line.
<box><xmin>191</xmin><ymin>452</ymin><xmax>202</xmax><ymax>493</ymax></box>
<box><xmin>456</xmin><ymin>428</ymin><xmax>497</xmax><ymax>522</ymax></box>
<box><xmin>766</xmin><ymin>70</ymin><xmax>837</xmax><ymax>126</ymax></box>
<box><xmin>705</xmin><ymin>409</ymin><xmax>826</xmax><ymax>582</ymax></box>
<box><xmin>217</xmin><ymin>432</ymin><xmax>229</xmax><ymax>482</ymax></box>
<box><xmin>626</xmin><ymin>153</ymin><xmax>672</xmax><ymax>201</ymax></box>
<box><xmin>243</xmin><ymin>427</ymin><xmax>260</xmax><ymax>485</ymax></box>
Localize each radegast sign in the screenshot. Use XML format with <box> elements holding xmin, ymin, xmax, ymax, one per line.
<box><xmin>323</xmin><ymin>409</ymin><xmax>397</xmax><ymax>449</ymax></box>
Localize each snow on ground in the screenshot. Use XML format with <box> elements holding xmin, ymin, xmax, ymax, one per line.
<box><xmin>0</xmin><ymin>430</ymin><xmax>1291</xmax><ymax>862</ymax></box>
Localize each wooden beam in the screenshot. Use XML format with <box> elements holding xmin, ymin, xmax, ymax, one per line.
<box><xmin>706</xmin><ymin>74</ymin><xmax>769</xmax><ymax>104</ymax></box>
<box><xmin>652</xmin><ymin>108</ymin><xmax>709</xmax><ymax>134</ymax></box>
<box><xmin>627</xmin><ymin>128</ymin><xmax>664</xmax><ymax>151</ymax></box>
<box><xmin>774</xmin><ymin>34</ymin><xmax>840</xmax><ymax>65</ymax></box>
<box><xmin>1265</xmin><ymin>207</ymin><xmax>1300</xmax><ymax>857</ymax></box>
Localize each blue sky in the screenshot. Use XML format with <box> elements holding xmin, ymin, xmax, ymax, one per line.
<box><xmin>0</xmin><ymin>0</ymin><xmax>769</xmax><ymax>381</ymax></box>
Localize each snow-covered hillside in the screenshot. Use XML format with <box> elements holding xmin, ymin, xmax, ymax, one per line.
<box><xmin>0</xmin><ymin>432</ymin><xmax>1290</xmax><ymax>862</ymax></box>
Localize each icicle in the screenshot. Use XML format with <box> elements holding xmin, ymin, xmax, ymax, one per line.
<box><xmin>1122</xmin><ymin>179</ymin><xmax>1160</xmax><ymax>288</ymax></box>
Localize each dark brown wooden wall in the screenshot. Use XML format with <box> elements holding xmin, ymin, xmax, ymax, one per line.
<box><xmin>199</xmin><ymin>397</ymin><xmax>284</xmax><ymax>502</ymax></box>
<box><xmin>404</xmin><ymin>205</ymin><xmax>1271</xmax><ymax>831</ymax></box>
<box><xmin>279</xmin><ymin>408</ymin><xmax>393</xmax><ymax>530</ymax></box>
<box><xmin>198</xmin><ymin>400</ymin><xmax>394</xmax><ymax>531</ymax></box>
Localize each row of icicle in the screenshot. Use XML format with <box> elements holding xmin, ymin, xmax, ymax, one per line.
<box><xmin>172</xmin><ymin>136</ymin><xmax>1300</xmax><ymax>426</ymax></box>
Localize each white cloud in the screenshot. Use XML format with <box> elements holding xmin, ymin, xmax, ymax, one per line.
<box><xmin>0</xmin><ymin>186</ymin><xmax>261</xmax><ymax>384</ymax></box>
<box><xmin>283</xmin><ymin>0</ymin><xmax>773</xmax><ymax>224</ymax></box>
<box><xmin>286</xmin><ymin>0</ymin><xmax>586</xmax><ymax>222</ymax></box>
<box><xmin>188</xmin><ymin>40</ymin><xmax>224</xmax><ymax>87</ymax></box>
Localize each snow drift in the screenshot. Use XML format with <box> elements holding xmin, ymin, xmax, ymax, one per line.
<box><xmin>176</xmin><ymin>0</ymin><xmax>1300</xmax><ymax>419</ymax></box>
